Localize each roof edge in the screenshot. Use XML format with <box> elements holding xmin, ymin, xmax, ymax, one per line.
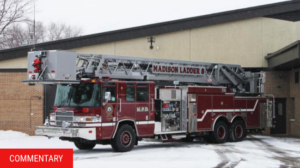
<box><xmin>265</xmin><ymin>40</ymin><xmax>300</xmax><ymax>59</ymax></box>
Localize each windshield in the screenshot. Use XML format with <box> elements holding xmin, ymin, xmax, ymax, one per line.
<box><xmin>54</xmin><ymin>83</ymin><xmax>101</xmax><ymax>107</ymax></box>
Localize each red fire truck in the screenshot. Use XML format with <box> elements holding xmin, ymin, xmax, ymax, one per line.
<box><xmin>24</xmin><ymin>50</ymin><xmax>274</xmax><ymax>152</ymax></box>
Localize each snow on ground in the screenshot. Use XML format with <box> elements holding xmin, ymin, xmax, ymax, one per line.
<box><xmin>0</xmin><ymin>131</ymin><xmax>300</xmax><ymax>168</ymax></box>
<box><xmin>0</xmin><ymin>130</ymin><xmax>29</xmax><ymax>140</ymax></box>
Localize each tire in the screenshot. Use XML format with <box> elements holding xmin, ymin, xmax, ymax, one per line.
<box><xmin>111</xmin><ymin>124</ymin><xmax>136</xmax><ymax>152</ymax></box>
<box><xmin>74</xmin><ymin>139</ymin><xmax>96</xmax><ymax>150</ymax></box>
<box><xmin>211</xmin><ymin>121</ymin><xmax>229</xmax><ymax>143</ymax></box>
<box><xmin>229</xmin><ymin>120</ymin><xmax>246</xmax><ymax>142</ymax></box>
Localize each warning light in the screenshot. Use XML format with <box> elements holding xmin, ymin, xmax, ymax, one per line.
<box><xmin>51</xmin><ymin>70</ymin><xmax>55</xmax><ymax>73</ymax></box>
<box><xmin>28</xmin><ymin>71</ymin><xmax>32</xmax><ymax>74</ymax></box>
<box><xmin>89</xmin><ymin>130</ymin><xmax>93</xmax><ymax>134</ymax></box>
<box><xmin>82</xmin><ymin>108</ymin><xmax>89</xmax><ymax>113</ymax></box>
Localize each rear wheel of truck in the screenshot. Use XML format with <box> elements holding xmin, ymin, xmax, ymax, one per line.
<box><xmin>229</xmin><ymin>120</ymin><xmax>246</xmax><ymax>142</ymax></box>
<box><xmin>211</xmin><ymin>121</ymin><xmax>229</xmax><ymax>143</ymax></box>
<box><xmin>111</xmin><ymin>124</ymin><xmax>136</xmax><ymax>152</ymax></box>
<box><xmin>74</xmin><ymin>139</ymin><xmax>96</xmax><ymax>150</ymax></box>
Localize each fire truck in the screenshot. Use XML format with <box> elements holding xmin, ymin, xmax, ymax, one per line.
<box><xmin>23</xmin><ymin>50</ymin><xmax>274</xmax><ymax>152</ymax></box>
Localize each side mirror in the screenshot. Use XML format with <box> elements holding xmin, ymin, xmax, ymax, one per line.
<box><xmin>104</xmin><ymin>92</ymin><xmax>111</xmax><ymax>102</ymax></box>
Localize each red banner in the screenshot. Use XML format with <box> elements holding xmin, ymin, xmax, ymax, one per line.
<box><xmin>0</xmin><ymin>149</ymin><xmax>73</xmax><ymax>168</ymax></box>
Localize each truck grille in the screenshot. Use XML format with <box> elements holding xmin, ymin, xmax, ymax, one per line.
<box><xmin>55</xmin><ymin>110</ymin><xmax>74</xmax><ymax>126</ymax></box>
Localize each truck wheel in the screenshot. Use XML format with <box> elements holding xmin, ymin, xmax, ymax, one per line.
<box><xmin>211</xmin><ymin>121</ymin><xmax>229</xmax><ymax>143</ymax></box>
<box><xmin>74</xmin><ymin>139</ymin><xmax>96</xmax><ymax>150</ymax></box>
<box><xmin>111</xmin><ymin>124</ymin><xmax>136</xmax><ymax>152</ymax></box>
<box><xmin>229</xmin><ymin>120</ymin><xmax>246</xmax><ymax>142</ymax></box>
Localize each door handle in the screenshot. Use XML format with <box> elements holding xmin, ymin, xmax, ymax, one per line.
<box><xmin>152</xmin><ymin>98</ymin><xmax>154</xmax><ymax>111</ymax></box>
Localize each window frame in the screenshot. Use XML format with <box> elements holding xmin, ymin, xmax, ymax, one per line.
<box><xmin>136</xmin><ymin>83</ymin><xmax>149</xmax><ymax>102</ymax></box>
<box><xmin>125</xmin><ymin>83</ymin><xmax>135</xmax><ymax>102</ymax></box>
<box><xmin>102</xmin><ymin>86</ymin><xmax>117</xmax><ymax>102</ymax></box>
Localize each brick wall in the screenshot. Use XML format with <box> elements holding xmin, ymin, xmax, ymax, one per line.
<box><xmin>289</xmin><ymin>69</ymin><xmax>300</xmax><ymax>137</ymax></box>
<box><xmin>264</xmin><ymin>71</ymin><xmax>291</xmax><ymax>136</ymax></box>
<box><xmin>0</xmin><ymin>72</ymin><xmax>44</xmax><ymax>135</ymax></box>
<box><xmin>264</xmin><ymin>71</ymin><xmax>290</xmax><ymax>98</ymax></box>
<box><xmin>263</xmin><ymin>71</ymin><xmax>300</xmax><ymax>137</ymax></box>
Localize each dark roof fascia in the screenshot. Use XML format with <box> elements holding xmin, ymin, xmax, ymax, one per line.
<box><xmin>265</xmin><ymin>40</ymin><xmax>300</xmax><ymax>70</ymax></box>
<box><xmin>243</xmin><ymin>67</ymin><xmax>275</xmax><ymax>72</ymax></box>
<box><xmin>0</xmin><ymin>68</ymin><xmax>27</xmax><ymax>72</ymax></box>
<box><xmin>1</xmin><ymin>1</ymin><xmax>300</xmax><ymax>61</ymax></box>
<box><xmin>265</xmin><ymin>40</ymin><xmax>300</xmax><ymax>59</ymax></box>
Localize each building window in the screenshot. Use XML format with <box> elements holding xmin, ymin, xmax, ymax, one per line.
<box><xmin>295</xmin><ymin>71</ymin><xmax>299</xmax><ymax>84</ymax></box>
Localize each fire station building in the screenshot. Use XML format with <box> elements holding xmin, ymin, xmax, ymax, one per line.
<box><xmin>1</xmin><ymin>1</ymin><xmax>300</xmax><ymax>136</ymax></box>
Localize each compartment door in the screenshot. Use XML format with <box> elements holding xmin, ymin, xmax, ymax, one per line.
<box><xmin>188</xmin><ymin>94</ymin><xmax>197</xmax><ymax>132</ymax></box>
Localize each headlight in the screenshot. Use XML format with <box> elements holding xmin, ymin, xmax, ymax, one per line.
<box><xmin>74</xmin><ymin>117</ymin><xmax>85</xmax><ymax>122</ymax></box>
<box><xmin>74</xmin><ymin>116</ymin><xmax>101</xmax><ymax>122</ymax></box>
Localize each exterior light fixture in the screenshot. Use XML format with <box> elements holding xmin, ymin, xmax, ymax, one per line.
<box><xmin>147</xmin><ymin>36</ymin><xmax>155</xmax><ymax>49</ymax></box>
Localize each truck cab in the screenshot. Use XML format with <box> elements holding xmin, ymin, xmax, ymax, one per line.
<box><xmin>37</xmin><ymin>79</ymin><xmax>156</xmax><ymax>152</ymax></box>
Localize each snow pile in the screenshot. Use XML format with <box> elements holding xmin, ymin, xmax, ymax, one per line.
<box><xmin>0</xmin><ymin>130</ymin><xmax>29</xmax><ymax>140</ymax></box>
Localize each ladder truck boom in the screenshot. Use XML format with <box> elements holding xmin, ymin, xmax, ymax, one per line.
<box><xmin>24</xmin><ymin>50</ymin><xmax>262</xmax><ymax>94</ymax></box>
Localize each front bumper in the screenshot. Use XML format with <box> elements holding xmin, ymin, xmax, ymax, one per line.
<box><xmin>35</xmin><ymin>126</ymin><xmax>96</xmax><ymax>140</ymax></box>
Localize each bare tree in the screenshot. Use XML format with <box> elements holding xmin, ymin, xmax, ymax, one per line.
<box><xmin>0</xmin><ymin>23</ymin><xmax>26</xmax><ymax>48</ymax></box>
<box><xmin>26</xmin><ymin>20</ymin><xmax>46</xmax><ymax>43</ymax></box>
<box><xmin>62</xmin><ymin>25</ymin><xmax>82</xmax><ymax>39</ymax></box>
<box><xmin>0</xmin><ymin>0</ymin><xmax>84</xmax><ymax>49</ymax></box>
<box><xmin>0</xmin><ymin>21</ymin><xmax>83</xmax><ymax>49</ymax></box>
<box><xmin>0</xmin><ymin>0</ymin><xmax>32</xmax><ymax>36</ymax></box>
<box><xmin>0</xmin><ymin>20</ymin><xmax>45</xmax><ymax>49</ymax></box>
<box><xmin>47</xmin><ymin>22</ymin><xmax>83</xmax><ymax>41</ymax></box>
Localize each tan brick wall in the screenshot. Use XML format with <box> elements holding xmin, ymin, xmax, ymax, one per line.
<box><xmin>263</xmin><ymin>71</ymin><xmax>300</xmax><ymax>137</ymax></box>
<box><xmin>0</xmin><ymin>72</ymin><xmax>44</xmax><ymax>135</ymax></box>
<box><xmin>289</xmin><ymin>69</ymin><xmax>300</xmax><ymax>137</ymax></box>
<box><xmin>264</xmin><ymin>71</ymin><xmax>291</xmax><ymax>136</ymax></box>
<box><xmin>264</xmin><ymin>71</ymin><xmax>290</xmax><ymax>98</ymax></box>
<box><xmin>290</xmin><ymin>97</ymin><xmax>300</xmax><ymax>137</ymax></box>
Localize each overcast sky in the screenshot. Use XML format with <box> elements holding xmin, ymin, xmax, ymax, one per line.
<box><xmin>34</xmin><ymin>0</ymin><xmax>288</xmax><ymax>35</ymax></box>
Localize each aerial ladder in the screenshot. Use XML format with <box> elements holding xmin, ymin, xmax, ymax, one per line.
<box><xmin>24</xmin><ymin>50</ymin><xmax>264</xmax><ymax>94</ymax></box>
